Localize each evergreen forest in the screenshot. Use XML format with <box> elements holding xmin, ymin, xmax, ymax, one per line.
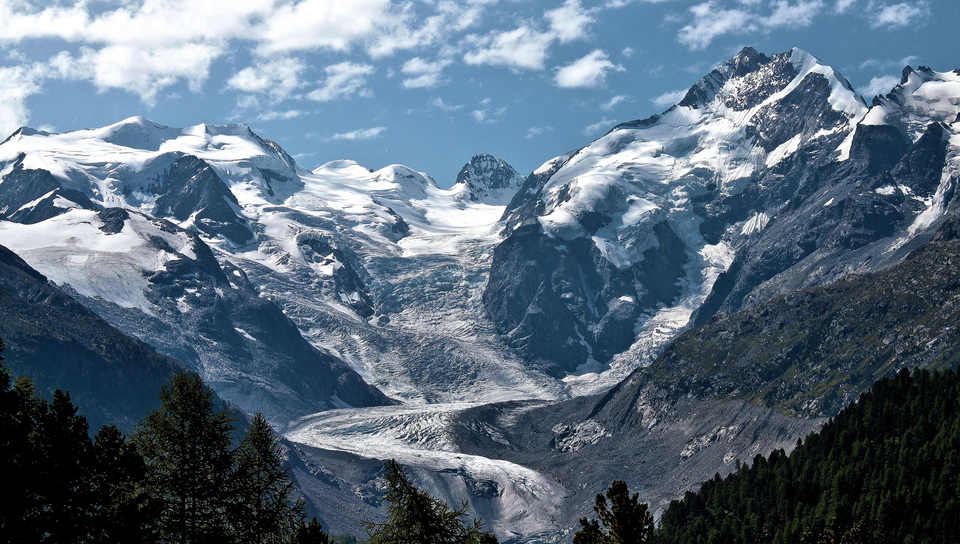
<box><xmin>653</xmin><ymin>367</ymin><xmax>960</xmax><ymax>544</ymax></box>
<box><xmin>5</xmin><ymin>330</ymin><xmax>960</xmax><ymax>544</ymax></box>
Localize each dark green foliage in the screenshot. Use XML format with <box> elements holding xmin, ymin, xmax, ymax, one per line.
<box><xmin>0</xmin><ymin>340</ymin><xmax>154</xmax><ymax>543</ymax></box>
<box><xmin>232</xmin><ymin>412</ymin><xmax>306</xmax><ymax>543</ymax></box>
<box><xmin>656</xmin><ymin>368</ymin><xmax>960</xmax><ymax>544</ymax></box>
<box><xmin>648</xmin><ymin>233</ymin><xmax>960</xmax><ymax>417</ymax></box>
<box><xmin>134</xmin><ymin>370</ymin><xmax>237</xmax><ymax>543</ymax></box>
<box><xmin>1</xmin><ymin>340</ymin><xmax>308</xmax><ymax>543</ymax></box>
<box><xmin>292</xmin><ymin>517</ymin><xmax>330</xmax><ymax>544</ymax></box>
<box><xmin>573</xmin><ymin>480</ymin><xmax>654</xmax><ymax>544</ymax></box>
<box><xmin>90</xmin><ymin>424</ymin><xmax>157</xmax><ymax>543</ymax></box>
<box><xmin>364</xmin><ymin>460</ymin><xmax>498</xmax><ymax>544</ymax></box>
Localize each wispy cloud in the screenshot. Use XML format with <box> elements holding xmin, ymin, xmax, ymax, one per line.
<box><xmin>870</xmin><ymin>1</ymin><xmax>929</xmax><ymax>28</ymax></box>
<box><xmin>227</xmin><ymin>57</ymin><xmax>305</xmax><ymax>102</ymax></box>
<box><xmin>526</xmin><ymin>125</ymin><xmax>554</xmax><ymax>139</ymax></box>
<box><xmin>307</xmin><ymin>62</ymin><xmax>375</xmax><ymax>102</ymax></box>
<box><xmin>256</xmin><ymin>109</ymin><xmax>307</xmax><ymax>122</ymax></box>
<box><xmin>858</xmin><ymin>75</ymin><xmax>900</xmax><ymax>98</ymax></box>
<box><xmin>651</xmin><ymin>89</ymin><xmax>687</xmax><ymax>109</ymax></box>
<box><xmin>326</xmin><ymin>126</ymin><xmax>387</xmax><ymax>141</ymax></box>
<box><xmin>431</xmin><ymin>97</ymin><xmax>464</xmax><ymax>112</ymax></box>
<box><xmin>0</xmin><ymin>64</ymin><xmax>46</xmax><ymax>137</ymax></box>
<box><xmin>471</xmin><ymin>104</ymin><xmax>507</xmax><ymax>124</ymax></box>
<box><xmin>463</xmin><ymin>0</ymin><xmax>595</xmax><ymax>71</ymax></box>
<box><xmin>601</xmin><ymin>94</ymin><xmax>629</xmax><ymax>111</ymax></box>
<box><xmin>677</xmin><ymin>0</ymin><xmax>826</xmax><ymax>50</ymax></box>
<box><xmin>555</xmin><ymin>50</ymin><xmax>625</xmax><ymax>88</ymax></box>
<box><xmin>583</xmin><ymin>117</ymin><xmax>615</xmax><ymax>136</ymax></box>
<box><xmin>401</xmin><ymin>57</ymin><xmax>452</xmax><ymax>89</ymax></box>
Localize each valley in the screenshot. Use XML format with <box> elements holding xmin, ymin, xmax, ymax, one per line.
<box><xmin>0</xmin><ymin>47</ymin><xmax>957</xmax><ymax>541</ymax></box>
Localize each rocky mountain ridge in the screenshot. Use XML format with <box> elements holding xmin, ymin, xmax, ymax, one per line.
<box><xmin>0</xmin><ymin>47</ymin><xmax>957</xmax><ymax>542</ymax></box>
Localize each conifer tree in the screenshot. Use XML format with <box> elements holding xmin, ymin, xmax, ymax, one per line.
<box><xmin>291</xmin><ymin>517</ymin><xmax>330</xmax><ymax>544</ymax></box>
<box><xmin>230</xmin><ymin>412</ymin><xmax>305</xmax><ymax>543</ymax></box>
<box><xmin>135</xmin><ymin>371</ymin><xmax>236</xmax><ymax>543</ymax></box>
<box><xmin>573</xmin><ymin>480</ymin><xmax>655</xmax><ymax>544</ymax></box>
<box><xmin>0</xmin><ymin>339</ymin><xmax>35</xmax><ymax>543</ymax></box>
<box><xmin>91</xmin><ymin>424</ymin><xmax>157</xmax><ymax>543</ymax></box>
<box><xmin>364</xmin><ymin>460</ymin><xmax>497</xmax><ymax>544</ymax></box>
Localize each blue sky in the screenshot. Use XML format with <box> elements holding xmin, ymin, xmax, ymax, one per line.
<box><xmin>2</xmin><ymin>0</ymin><xmax>957</xmax><ymax>186</ymax></box>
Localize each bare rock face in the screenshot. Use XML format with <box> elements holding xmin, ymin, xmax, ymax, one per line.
<box><xmin>485</xmin><ymin>47</ymin><xmax>960</xmax><ymax>374</ymax></box>
<box><xmin>452</xmin><ymin>154</ymin><xmax>526</xmax><ymax>205</ymax></box>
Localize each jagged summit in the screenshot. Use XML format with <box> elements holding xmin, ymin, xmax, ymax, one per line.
<box><xmin>452</xmin><ymin>153</ymin><xmax>525</xmax><ymax>205</ymax></box>
<box><xmin>486</xmin><ymin>47</ymin><xmax>956</xmax><ymax>384</ymax></box>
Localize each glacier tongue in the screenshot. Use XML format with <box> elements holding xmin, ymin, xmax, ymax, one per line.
<box><xmin>286</xmin><ymin>403</ymin><xmax>567</xmax><ymax>542</ymax></box>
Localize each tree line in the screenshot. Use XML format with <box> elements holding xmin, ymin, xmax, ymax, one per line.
<box><xmin>654</xmin><ymin>367</ymin><xmax>960</xmax><ymax>544</ymax></box>
<box><xmin>8</xmin><ymin>329</ymin><xmax>957</xmax><ymax>544</ymax></box>
<box><xmin>0</xmin><ymin>338</ymin><xmax>325</xmax><ymax>543</ymax></box>
<box><xmin>0</xmin><ymin>337</ymin><xmax>499</xmax><ymax>544</ymax></box>
<box><xmin>569</xmin><ymin>367</ymin><xmax>960</xmax><ymax>544</ymax></box>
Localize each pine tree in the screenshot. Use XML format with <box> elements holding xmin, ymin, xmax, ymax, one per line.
<box><xmin>230</xmin><ymin>412</ymin><xmax>305</xmax><ymax>543</ymax></box>
<box><xmin>573</xmin><ymin>480</ymin><xmax>655</xmax><ymax>544</ymax></box>
<box><xmin>364</xmin><ymin>460</ymin><xmax>498</xmax><ymax>544</ymax></box>
<box><xmin>0</xmin><ymin>340</ymin><xmax>36</xmax><ymax>543</ymax></box>
<box><xmin>134</xmin><ymin>371</ymin><xmax>236</xmax><ymax>543</ymax></box>
<box><xmin>91</xmin><ymin>424</ymin><xmax>157</xmax><ymax>543</ymax></box>
<box><xmin>291</xmin><ymin>517</ymin><xmax>330</xmax><ymax>544</ymax></box>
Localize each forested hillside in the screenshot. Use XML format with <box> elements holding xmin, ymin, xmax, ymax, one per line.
<box><xmin>655</xmin><ymin>368</ymin><xmax>960</xmax><ymax>544</ymax></box>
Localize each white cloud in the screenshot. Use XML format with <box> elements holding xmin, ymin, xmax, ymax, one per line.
<box><xmin>526</xmin><ymin>125</ymin><xmax>554</xmax><ymax>139</ymax></box>
<box><xmin>763</xmin><ymin>0</ymin><xmax>825</xmax><ymax>28</ymax></box>
<box><xmin>677</xmin><ymin>0</ymin><xmax>826</xmax><ymax>50</ymax></box>
<box><xmin>555</xmin><ymin>50</ymin><xmax>624</xmax><ymax>88</ymax></box>
<box><xmin>431</xmin><ymin>97</ymin><xmax>464</xmax><ymax>112</ymax></box>
<box><xmin>622</xmin><ymin>47</ymin><xmax>635</xmax><ymax>58</ymax></box>
<box><xmin>601</xmin><ymin>94</ymin><xmax>629</xmax><ymax>110</ymax></box>
<box><xmin>651</xmin><ymin>89</ymin><xmax>687</xmax><ymax>108</ymax></box>
<box><xmin>326</xmin><ymin>126</ymin><xmax>387</xmax><ymax>141</ymax></box>
<box><xmin>256</xmin><ymin>109</ymin><xmax>307</xmax><ymax>122</ymax></box>
<box><xmin>871</xmin><ymin>1</ymin><xmax>929</xmax><ymax>28</ymax></box>
<box><xmin>401</xmin><ymin>57</ymin><xmax>453</xmax><ymax>89</ymax></box>
<box><xmin>859</xmin><ymin>55</ymin><xmax>919</xmax><ymax>72</ymax></box>
<box><xmin>545</xmin><ymin>0</ymin><xmax>596</xmax><ymax>43</ymax></box>
<box><xmin>464</xmin><ymin>0</ymin><xmax>596</xmax><ymax>72</ymax></box>
<box><xmin>835</xmin><ymin>0</ymin><xmax>857</xmax><ymax>13</ymax></box>
<box><xmin>307</xmin><ymin>62</ymin><xmax>375</xmax><ymax>102</ymax></box>
<box><xmin>583</xmin><ymin>117</ymin><xmax>615</xmax><ymax>136</ymax></box>
<box><xmin>254</xmin><ymin>0</ymin><xmax>397</xmax><ymax>55</ymax></box>
<box><xmin>678</xmin><ymin>2</ymin><xmax>755</xmax><ymax>50</ymax></box>
<box><xmin>463</xmin><ymin>26</ymin><xmax>554</xmax><ymax>70</ymax></box>
<box><xmin>859</xmin><ymin>75</ymin><xmax>900</xmax><ymax>98</ymax></box>
<box><xmin>228</xmin><ymin>57</ymin><xmax>306</xmax><ymax>102</ymax></box>
<box><xmin>471</xmin><ymin>106</ymin><xmax>507</xmax><ymax>123</ymax></box>
<box><xmin>49</xmin><ymin>43</ymin><xmax>221</xmax><ymax>105</ymax></box>
<box><xmin>0</xmin><ymin>64</ymin><xmax>45</xmax><ymax>137</ymax></box>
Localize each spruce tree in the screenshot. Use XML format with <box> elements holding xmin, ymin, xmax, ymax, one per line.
<box><xmin>364</xmin><ymin>460</ymin><xmax>497</xmax><ymax>544</ymax></box>
<box><xmin>91</xmin><ymin>424</ymin><xmax>157</xmax><ymax>543</ymax></box>
<box><xmin>230</xmin><ymin>412</ymin><xmax>305</xmax><ymax>543</ymax></box>
<box><xmin>134</xmin><ymin>371</ymin><xmax>236</xmax><ymax>543</ymax></box>
<box><xmin>573</xmin><ymin>480</ymin><xmax>655</xmax><ymax>544</ymax></box>
<box><xmin>0</xmin><ymin>340</ymin><xmax>36</xmax><ymax>543</ymax></box>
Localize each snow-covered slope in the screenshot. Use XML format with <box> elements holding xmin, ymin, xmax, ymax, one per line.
<box><xmin>0</xmin><ymin>118</ymin><xmax>563</xmax><ymax>413</ymax></box>
<box><xmin>0</xmin><ymin>48</ymin><xmax>957</xmax><ymax>542</ymax></box>
<box><xmin>485</xmin><ymin>47</ymin><xmax>960</xmax><ymax>394</ymax></box>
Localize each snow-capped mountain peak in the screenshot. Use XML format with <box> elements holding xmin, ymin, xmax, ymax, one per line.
<box><xmin>451</xmin><ymin>153</ymin><xmax>526</xmax><ymax>206</ymax></box>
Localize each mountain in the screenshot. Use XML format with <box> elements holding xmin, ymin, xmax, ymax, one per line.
<box><xmin>0</xmin><ymin>124</ymin><xmax>393</xmax><ymax>423</ymax></box>
<box><xmin>0</xmin><ymin>47</ymin><xmax>957</xmax><ymax>542</ymax></box>
<box><xmin>484</xmin><ymin>48</ymin><xmax>960</xmax><ymax>390</ymax></box>
<box><xmin>0</xmin><ymin>118</ymin><xmax>563</xmax><ymax>411</ymax></box>
<box><xmin>656</xmin><ymin>368</ymin><xmax>960</xmax><ymax>543</ymax></box>
<box><xmin>0</xmin><ymin>241</ymin><xmax>183</xmax><ymax>431</ymax></box>
<box><xmin>451</xmin><ymin>154</ymin><xmax>526</xmax><ymax>205</ymax></box>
